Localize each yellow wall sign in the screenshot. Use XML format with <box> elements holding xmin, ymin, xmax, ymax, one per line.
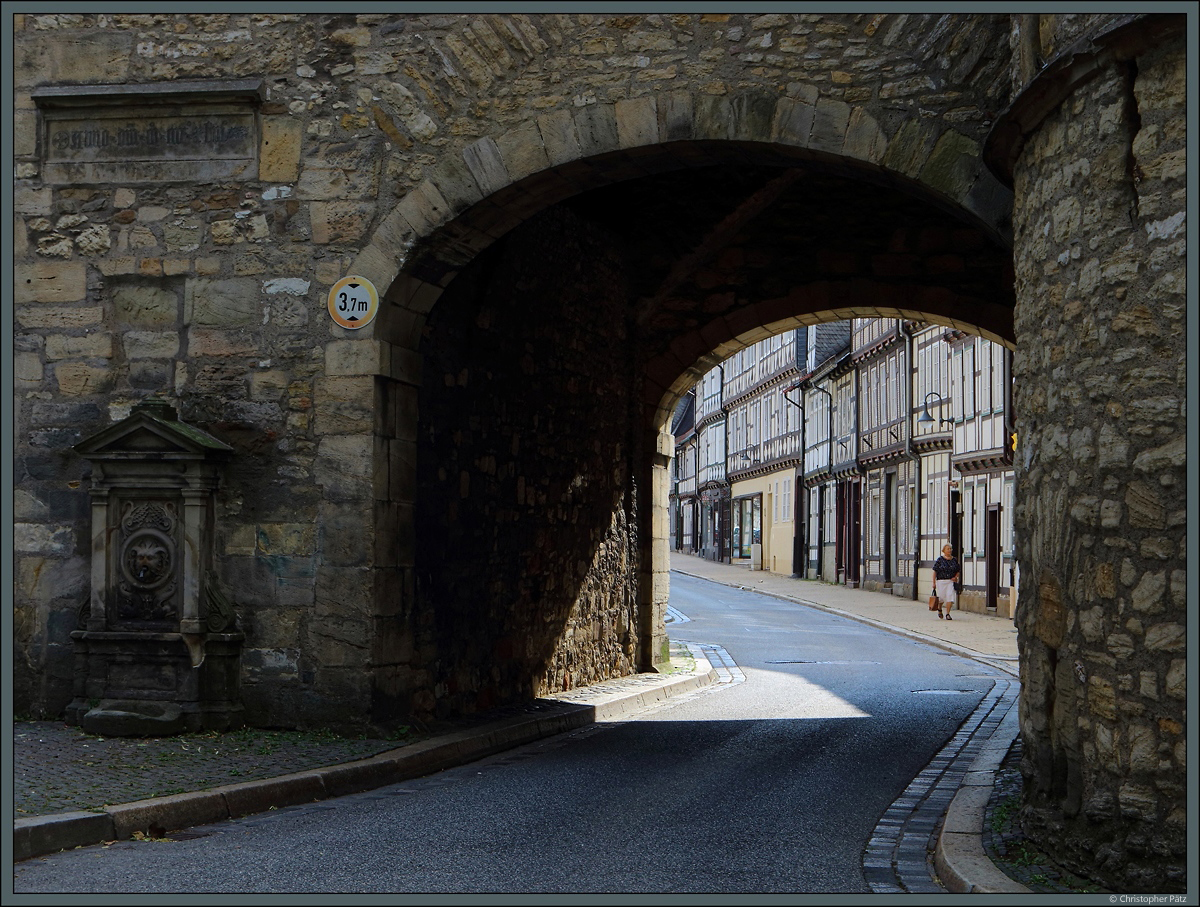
<box><xmin>327</xmin><ymin>276</ymin><xmax>379</xmax><ymax>329</ymax></box>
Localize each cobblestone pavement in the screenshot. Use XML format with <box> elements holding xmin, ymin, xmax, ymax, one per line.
<box><xmin>866</xmin><ymin>673</ymin><xmax>1016</xmax><ymax>894</ymax></box>
<box><xmin>13</xmin><ymin>722</ymin><xmax>414</xmax><ymax>819</ymax></box>
<box><xmin>12</xmin><ymin>693</ymin><xmax>598</xmax><ymax>821</ymax></box>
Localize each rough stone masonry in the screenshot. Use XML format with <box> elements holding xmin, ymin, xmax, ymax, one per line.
<box><xmin>11</xmin><ymin>12</ymin><xmax>1187</xmax><ymax>892</ymax></box>
<box><xmin>997</xmin><ymin>14</ymin><xmax>1188</xmax><ymax>893</ymax></box>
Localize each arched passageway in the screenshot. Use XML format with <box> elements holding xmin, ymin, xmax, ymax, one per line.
<box><xmin>373</xmin><ymin>140</ymin><xmax>1014</xmax><ymax>720</ymax></box>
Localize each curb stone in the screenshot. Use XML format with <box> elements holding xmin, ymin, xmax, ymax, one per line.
<box><xmin>13</xmin><ymin>649</ymin><xmax>717</xmax><ymax>863</ymax></box>
<box><xmin>671</xmin><ymin>564</ymin><xmax>1028</xmax><ymax>894</ymax></box>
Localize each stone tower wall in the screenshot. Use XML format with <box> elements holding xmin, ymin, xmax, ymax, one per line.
<box><xmin>1007</xmin><ymin>16</ymin><xmax>1187</xmax><ymax>892</ymax></box>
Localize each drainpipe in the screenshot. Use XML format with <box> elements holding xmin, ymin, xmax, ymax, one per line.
<box><xmin>1003</xmin><ymin>347</ymin><xmax>1015</xmax><ymax>456</ymax></box>
<box><xmin>784</xmin><ymin>379</ymin><xmax>805</xmax><ymax>578</ymax></box>
<box><xmin>904</xmin><ymin>323</ymin><xmax>920</xmax><ymax>601</ymax></box>
<box><xmin>718</xmin><ymin>363</ymin><xmax>728</xmax><ymax>564</ymax></box>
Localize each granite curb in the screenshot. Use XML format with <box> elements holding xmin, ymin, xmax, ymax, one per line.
<box><xmin>936</xmin><ymin>697</ymin><xmax>1031</xmax><ymax>893</ymax></box>
<box><xmin>13</xmin><ymin>652</ymin><xmax>720</xmax><ymax>863</ymax></box>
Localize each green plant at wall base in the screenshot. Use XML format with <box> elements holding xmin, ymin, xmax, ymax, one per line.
<box><xmin>1004</xmin><ymin>843</ymin><xmax>1042</xmax><ymax>868</ymax></box>
<box><xmin>989</xmin><ymin>794</ymin><xmax>1017</xmax><ymax>834</ymax></box>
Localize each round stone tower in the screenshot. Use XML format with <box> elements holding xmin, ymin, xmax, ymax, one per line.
<box><xmin>987</xmin><ymin>13</ymin><xmax>1188</xmax><ymax>892</ymax></box>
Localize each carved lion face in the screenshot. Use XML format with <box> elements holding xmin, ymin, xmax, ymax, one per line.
<box><xmin>128</xmin><ymin>539</ymin><xmax>168</xmax><ymax>584</ymax></box>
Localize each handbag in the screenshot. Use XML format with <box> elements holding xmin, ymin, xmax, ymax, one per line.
<box><xmin>954</xmin><ymin>581</ymin><xmax>963</xmax><ymax>593</ymax></box>
<box><xmin>928</xmin><ymin>599</ymin><xmax>939</xmax><ymax>611</ymax></box>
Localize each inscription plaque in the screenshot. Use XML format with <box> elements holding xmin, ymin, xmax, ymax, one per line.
<box><xmin>35</xmin><ymin>81</ymin><xmax>262</xmax><ymax>184</ymax></box>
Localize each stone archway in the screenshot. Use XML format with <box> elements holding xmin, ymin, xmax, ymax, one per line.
<box><xmin>344</xmin><ymin>96</ymin><xmax>1016</xmax><ymax>721</ymax></box>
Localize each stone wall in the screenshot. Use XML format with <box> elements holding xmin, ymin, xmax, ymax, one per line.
<box><xmin>13</xmin><ymin>11</ymin><xmax>1016</xmax><ymax>728</ymax></box>
<box><xmin>410</xmin><ymin>206</ymin><xmax>640</xmax><ymax>719</ymax></box>
<box><xmin>1007</xmin><ymin>17</ymin><xmax>1187</xmax><ymax>892</ymax></box>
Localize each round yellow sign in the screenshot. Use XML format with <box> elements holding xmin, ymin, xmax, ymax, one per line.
<box><xmin>327</xmin><ymin>276</ymin><xmax>379</xmax><ymax>329</ymax></box>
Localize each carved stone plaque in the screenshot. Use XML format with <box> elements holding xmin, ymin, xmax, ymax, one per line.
<box><xmin>115</xmin><ymin>500</ymin><xmax>179</xmax><ymax>626</ymax></box>
<box><xmin>34</xmin><ymin>81</ymin><xmax>262</xmax><ymax>184</ymax></box>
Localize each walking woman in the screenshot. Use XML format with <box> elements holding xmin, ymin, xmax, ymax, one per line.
<box><xmin>932</xmin><ymin>543</ymin><xmax>961</xmax><ymax>620</ymax></box>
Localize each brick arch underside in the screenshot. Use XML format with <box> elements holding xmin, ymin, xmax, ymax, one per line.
<box><xmin>365</xmin><ymin>139</ymin><xmax>1015</xmax><ymax>724</ymax></box>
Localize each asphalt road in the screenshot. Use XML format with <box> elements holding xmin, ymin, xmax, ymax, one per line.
<box><xmin>14</xmin><ymin>573</ymin><xmax>992</xmax><ymax>895</ymax></box>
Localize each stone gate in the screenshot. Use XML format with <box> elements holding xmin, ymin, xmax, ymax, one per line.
<box><xmin>11</xmin><ymin>12</ymin><xmax>1188</xmax><ymax>891</ymax></box>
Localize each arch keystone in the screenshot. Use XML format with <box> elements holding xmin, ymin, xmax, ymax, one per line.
<box><xmin>729</xmin><ymin>92</ymin><xmax>777</xmax><ymax>142</ymax></box>
<box><xmin>694</xmin><ymin>95</ymin><xmax>734</xmax><ymax>141</ymax></box>
<box><xmin>657</xmin><ymin>91</ymin><xmax>694</xmax><ymax>141</ymax></box>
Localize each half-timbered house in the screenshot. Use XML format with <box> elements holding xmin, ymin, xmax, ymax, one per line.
<box><xmin>726</xmin><ymin>332</ymin><xmax>802</xmax><ymax>574</ymax></box>
<box><xmin>946</xmin><ymin>331</ymin><xmax>1016</xmax><ymax>615</ymax></box>
<box><xmin>798</xmin><ymin>323</ymin><xmax>852</xmax><ymax>582</ymax></box>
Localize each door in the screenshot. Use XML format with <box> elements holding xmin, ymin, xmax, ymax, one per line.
<box><xmin>986</xmin><ymin>504</ymin><xmax>1001</xmax><ymax>611</ymax></box>
<box><xmin>848</xmin><ymin>481</ymin><xmax>862</xmax><ymax>586</ymax></box>
<box><xmin>835</xmin><ymin>480</ymin><xmax>845</xmax><ymax>582</ymax></box>
<box><xmin>883</xmin><ymin>472</ymin><xmax>895</xmax><ymax>584</ymax></box>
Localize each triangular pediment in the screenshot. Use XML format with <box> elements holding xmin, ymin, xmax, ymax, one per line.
<box><xmin>75</xmin><ymin>401</ymin><xmax>232</xmax><ymax>460</ymax></box>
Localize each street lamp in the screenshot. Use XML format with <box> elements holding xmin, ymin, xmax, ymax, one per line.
<box><xmin>919</xmin><ymin>391</ymin><xmax>951</xmax><ymax>425</ymax></box>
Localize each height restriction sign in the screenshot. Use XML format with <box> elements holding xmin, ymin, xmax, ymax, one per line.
<box><xmin>327</xmin><ymin>275</ymin><xmax>379</xmax><ymax>329</ymax></box>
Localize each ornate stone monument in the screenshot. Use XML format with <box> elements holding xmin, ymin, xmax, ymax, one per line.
<box><xmin>67</xmin><ymin>398</ymin><xmax>244</xmax><ymax>735</ymax></box>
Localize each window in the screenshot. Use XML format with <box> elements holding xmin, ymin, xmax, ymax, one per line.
<box><xmin>992</xmin><ymin>344</ymin><xmax>1006</xmax><ymax>415</ymax></box>
<box><xmin>964</xmin><ymin>344</ymin><xmax>976</xmax><ymax>418</ymax></box>
<box><xmin>977</xmin><ymin>339</ymin><xmax>991</xmax><ymax>413</ymax></box>
<box><xmin>783</xmin><ymin>478</ymin><xmax>791</xmax><ymax>522</ymax></box>
<box><xmin>883</xmin><ymin>357</ymin><xmax>892</xmax><ymax>423</ymax></box>
<box><xmin>928</xmin><ymin>472</ymin><xmax>946</xmax><ymax>535</ymax></box>
<box><xmin>951</xmin><ymin>347</ymin><xmax>963</xmax><ymax>423</ymax></box>
<box><xmin>964</xmin><ymin>483</ymin><xmax>975</xmax><ymax>555</ymax></box>
<box><xmin>976</xmin><ymin>480</ymin><xmax>986</xmax><ymax>557</ymax></box>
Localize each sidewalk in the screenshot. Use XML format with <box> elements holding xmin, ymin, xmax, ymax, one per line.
<box><xmin>12</xmin><ymin>559</ymin><xmax>1027</xmax><ymax>893</ymax></box>
<box><xmin>669</xmin><ymin>555</ymin><xmax>1021</xmax><ymax>676</ymax></box>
